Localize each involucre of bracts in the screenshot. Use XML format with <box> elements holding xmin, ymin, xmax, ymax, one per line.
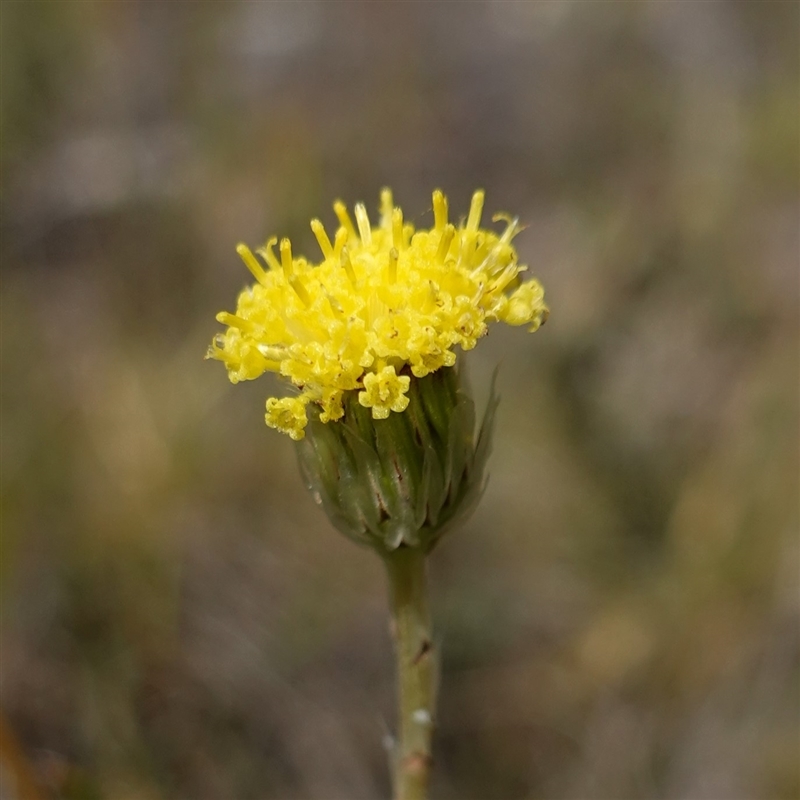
<box><xmin>295</xmin><ymin>365</ymin><xmax>498</xmax><ymax>554</ymax></box>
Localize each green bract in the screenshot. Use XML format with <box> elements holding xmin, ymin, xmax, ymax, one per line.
<box><xmin>296</xmin><ymin>366</ymin><xmax>498</xmax><ymax>555</ymax></box>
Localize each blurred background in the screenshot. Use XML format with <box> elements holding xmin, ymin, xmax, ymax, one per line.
<box><xmin>1</xmin><ymin>2</ymin><xmax>798</xmax><ymax>799</ymax></box>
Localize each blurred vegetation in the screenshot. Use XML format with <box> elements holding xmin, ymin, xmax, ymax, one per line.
<box><xmin>1</xmin><ymin>2</ymin><xmax>798</xmax><ymax>799</ymax></box>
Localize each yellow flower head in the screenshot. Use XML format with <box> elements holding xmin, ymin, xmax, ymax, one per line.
<box><xmin>208</xmin><ymin>189</ymin><xmax>548</xmax><ymax>439</ymax></box>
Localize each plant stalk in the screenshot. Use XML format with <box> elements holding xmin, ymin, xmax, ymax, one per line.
<box><xmin>385</xmin><ymin>546</ymin><xmax>435</xmax><ymax>800</ymax></box>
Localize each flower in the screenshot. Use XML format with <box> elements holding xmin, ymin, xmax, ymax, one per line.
<box><xmin>208</xmin><ymin>189</ymin><xmax>548</xmax><ymax>439</ymax></box>
<box><xmin>265</xmin><ymin>396</ymin><xmax>309</xmax><ymax>441</ymax></box>
<box><xmin>359</xmin><ymin>365</ymin><xmax>411</xmax><ymax>419</ymax></box>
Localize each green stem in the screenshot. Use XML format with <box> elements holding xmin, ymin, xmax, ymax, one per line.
<box><xmin>385</xmin><ymin>547</ymin><xmax>435</xmax><ymax>800</ymax></box>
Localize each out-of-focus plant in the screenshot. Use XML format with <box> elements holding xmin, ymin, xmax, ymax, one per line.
<box><xmin>208</xmin><ymin>188</ymin><xmax>547</xmax><ymax>799</ymax></box>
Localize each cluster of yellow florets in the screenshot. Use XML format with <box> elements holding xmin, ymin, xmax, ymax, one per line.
<box><xmin>208</xmin><ymin>189</ymin><xmax>548</xmax><ymax>440</ymax></box>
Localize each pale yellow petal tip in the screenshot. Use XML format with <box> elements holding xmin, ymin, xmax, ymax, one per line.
<box><xmin>354</xmin><ymin>202</ymin><xmax>372</xmax><ymax>246</ymax></box>
<box><xmin>466</xmin><ymin>189</ymin><xmax>485</xmax><ymax>231</ymax></box>
<box><xmin>236</xmin><ymin>243</ymin><xmax>268</xmax><ymax>285</ymax></box>
<box><xmin>333</xmin><ymin>200</ymin><xmax>357</xmax><ymax>239</ymax></box>
<box><xmin>310</xmin><ymin>218</ymin><xmax>333</xmax><ymax>260</ymax></box>
<box><xmin>380</xmin><ymin>187</ymin><xmax>394</xmax><ymax>225</ymax></box>
<box><xmin>432</xmin><ymin>189</ymin><xmax>448</xmax><ymax>231</ymax></box>
<box><xmin>211</xmin><ymin>188</ymin><xmax>547</xmax><ymax>438</ymax></box>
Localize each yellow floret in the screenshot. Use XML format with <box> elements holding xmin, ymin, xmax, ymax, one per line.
<box><xmin>208</xmin><ymin>189</ymin><xmax>548</xmax><ymax>439</ymax></box>
<box><xmin>265</xmin><ymin>396</ymin><xmax>309</xmax><ymax>440</ymax></box>
<box><xmin>498</xmin><ymin>279</ymin><xmax>549</xmax><ymax>330</ymax></box>
<box><xmin>358</xmin><ymin>365</ymin><xmax>411</xmax><ymax>419</ymax></box>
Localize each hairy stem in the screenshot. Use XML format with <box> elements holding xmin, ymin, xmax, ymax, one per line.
<box><xmin>385</xmin><ymin>546</ymin><xmax>435</xmax><ymax>800</ymax></box>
